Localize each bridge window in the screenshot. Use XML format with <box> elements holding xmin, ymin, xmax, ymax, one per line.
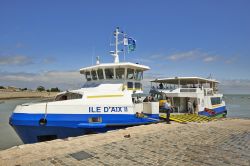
<box><xmin>135</xmin><ymin>82</ymin><xmax>141</xmax><ymax>89</ymax></box>
<box><xmin>55</xmin><ymin>93</ymin><xmax>83</xmax><ymax>101</ymax></box>
<box><xmin>85</xmin><ymin>71</ymin><xmax>91</xmax><ymax>81</ymax></box>
<box><xmin>91</xmin><ymin>70</ymin><xmax>97</xmax><ymax>80</ymax></box>
<box><xmin>116</xmin><ymin>68</ymin><xmax>125</xmax><ymax>79</ymax></box>
<box><xmin>135</xmin><ymin>70</ymin><xmax>143</xmax><ymax>80</ymax></box>
<box><xmin>105</xmin><ymin>68</ymin><xmax>114</xmax><ymax>79</ymax></box>
<box><xmin>127</xmin><ymin>82</ymin><xmax>133</xmax><ymax>89</ymax></box>
<box><xmin>97</xmin><ymin>69</ymin><xmax>104</xmax><ymax>80</ymax></box>
<box><xmin>127</xmin><ymin>68</ymin><xmax>134</xmax><ymax>79</ymax></box>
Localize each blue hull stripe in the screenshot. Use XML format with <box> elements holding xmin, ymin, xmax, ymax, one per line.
<box><xmin>10</xmin><ymin>113</ymin><xmax>159</xmax><ymax>128</ymax></box>
<box><xmin>9</xmin><ymin>113</ymin><xmax>159</xmax><ymax>143</ymax></box>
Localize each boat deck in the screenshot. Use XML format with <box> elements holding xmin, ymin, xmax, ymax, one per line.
<box><xmin>160</xmin><ymin>113</ymin><xmax>218</xmax><ymax>123</ymax></box>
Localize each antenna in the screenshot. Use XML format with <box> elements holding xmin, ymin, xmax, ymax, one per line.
<box><xmin>208</xmin><ymin>73</ymin><xmax>212</xmax><ymax>79</ymax></box>
<box><xmin>92</xmin><ymin>46</ymin><xmax>95</xmax><ymax>65</ymax></box>
<box><xmin>110</xmin><ymin>27</ymin><xmax>131</xmax><ymax>63</ymax></box>
<box><xmin>96</xmin><ymin>56</ymin><xmax>100</xmax><ymax>65</ymax></box>
<box><xmin>123</xmin><ymin>32</ymin><xmax>126</xmax><ymax>62</ymax></box>
<box><xmin>110</xmin><ymin>27</ymin><xmax>121</xmax><ymax>63</ymax></box>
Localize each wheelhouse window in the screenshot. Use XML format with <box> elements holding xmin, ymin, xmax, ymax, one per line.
<box><xmin>55</xmin><ymin>92</ymin><xmax>83</xmax><ymax>101</ymax></box>
<box><xmin>135</xmin><ymin>70</ymin><xmax>143</xmax><ymax>80</ymax></box>
<box><xmin>116</xmin><ymin>68</ymin><xmax>125</xmax><ymax>79</ymax></box>
<box><xmin>91</xmin><ymin>70</ymin><xmax>97</xmax><ymax>80</ymax></box>
<box><xmin>135</xmin><ymin>82</ymin><xmax>142</xmax><ymax>89</ymax></box>
<box><xmin>127</xmin><ymin>68</ymin><xmax>134</xmax><ymax>79</ymax></box>
<box><xmin>97</xmin><ymin>69</ymin><xmax>104</xmax><ymax>80</ymax></box>
<box><xmin>85</xmin><ymin>71</ymin><xmax>91</xmax><ymax>81</ymax></box>
<box><xmin>127</xmin><ymin>82</ymin><xmax>133</xmax><ymax>89</ymax></box>
<box><xmin>105</xmin><ymin>68</ymin><xmax>114</xmax><ymax>79</ymax></box>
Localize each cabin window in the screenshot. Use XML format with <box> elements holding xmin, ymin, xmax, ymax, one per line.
<box><xmin>97</xmin><ymin>69</ymin><xmax>104</xmax><ymax>80</ymax></box>
<box><xmin>55</xmin><ymin>93</ymin><xmax>83</xmax><ymax>101</ymax></box>
<box><xmin>116</xmin><ymin>68</ymin><xmax>125</xmax><ymax>79</ymax></box>
<box><xmin>91</xmin><ymin>70</ymin><xmax>97</xmax><ymax>80</ymax></box>
<box><xmin>211</xmin><ymin>97</ymin><xmax>222</xmax><ymax>105</ymax></box>
<box><xmin>105</xmin><ymin>68</ymin><xmax>114</xmax><ymax>79</ymax></box>
<box><xmin>135</xmin><ymin>70</ymin><xmax>143</xmax><ymax>80</ymax></box>
<box><xmin>135</xmin><ymin>82</ymin><xmax>141</xmax><ymax>89</ymax></box>
<box><xmin>127</xmin><ymin>82</ymin><xmax>133</xmax><ymax>89</ymax></box>
<box><xmin>85</xmin><ymin>71</ymin><xmax>91</xmax><ymax>81</ymax></box>
<box><xmin>127</xmin><ymin>68</ymin><xmax>134</xmax><ymax>79</ymax></box>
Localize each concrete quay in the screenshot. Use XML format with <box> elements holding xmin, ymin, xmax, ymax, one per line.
<box><xmin>0</xmin><ymin>119</ymin><xmax>249</xmax><ymax>166</ymax></box>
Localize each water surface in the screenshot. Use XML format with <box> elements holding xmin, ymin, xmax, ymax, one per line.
<box><xmin>224</xmin><ymin>94</ymin><xmax>250</xmax><ymax>119</ymax></box>
<box><xmin>0</xmin><ymin>98</ymin><xmax>40</xmax><ymax>150</ymax></box>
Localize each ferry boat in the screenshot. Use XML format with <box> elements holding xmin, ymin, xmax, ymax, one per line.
<box><xmin>150</xmin><ymin>77</ymin><xmax>227</xmax><ymax>117</ymax></box>
<box><xmin>9</xmin><ymin>28</ymin><xmax>159</xmax><ymax>144</ymax></box>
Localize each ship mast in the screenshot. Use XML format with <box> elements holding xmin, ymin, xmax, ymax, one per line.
<box><xmin>111</xmin><ymin>27</ymin><xmax>121</xmax><ymax>63</ymax></box>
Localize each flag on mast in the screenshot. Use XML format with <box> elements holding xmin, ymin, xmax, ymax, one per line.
<box><xmin>123</xmin><ymin>37</ymin><xmax>128</xmax><ymax>46</ymax></box>
<box><xmin>128</xmin><ymin>37</ymin><xmax>136</xmax><ymax>52</ymax></box>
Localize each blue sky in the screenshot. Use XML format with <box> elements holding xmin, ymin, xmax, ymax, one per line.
<box><xmin>0</xmin><ymin>0</ymin><xmax>250</xmax><ymax>93</ymax></box>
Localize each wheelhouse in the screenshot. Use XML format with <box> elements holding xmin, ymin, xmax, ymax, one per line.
<box><xmin>80</xmin><ymin>62</ymin><xmax>150</xmax><ymax>92</ymax></box>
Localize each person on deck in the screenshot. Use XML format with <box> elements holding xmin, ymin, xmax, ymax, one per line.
<box><xmin>193</xmin><ymin>99</ymin><xmax>198</xmax><ymax>114</ymax></box>
<box><xmin>159</xmin><ymin>83</ymin><xmax>164</xmax><ymax>89</ymax></box>
<box><xmin>187</xmin><ymin>98</ymin><xmax>194</xmax><ymax>114</ymax></box>
<box><xmin>163</xmin><ymin>99</ymin><xmax>171</xmax><ymax>124</ymax></box>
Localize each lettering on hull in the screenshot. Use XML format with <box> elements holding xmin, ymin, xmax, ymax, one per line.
<box><xmin>88</xmin><ymin>106</ymin><xmax>128</xmax><ymax>113</ymax></box>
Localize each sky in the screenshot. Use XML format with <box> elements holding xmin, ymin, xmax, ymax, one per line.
<box><xmin>0</xmin><ymin>0</ymin><xmax>250</xmax><ymax>93</ymax></box>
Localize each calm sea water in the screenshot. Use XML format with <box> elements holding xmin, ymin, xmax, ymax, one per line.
<box><xmin>223</xmin><ymin>94</ymin><xmax>250</xmax><ymax>119</ymax></box>
<box><xmin>0</xmin><ymin>94</ymin><xmax>249</xmax><ymax>150</ymax></box>
<box><xmin>0</xmin><ymin>98</ymin><xmax>40</xmax><ymax>150</ymax></box>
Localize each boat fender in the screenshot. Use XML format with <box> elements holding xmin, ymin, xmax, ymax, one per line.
<box><xmin>39</xmin><ymin>118</ymin><xmax>47</xmax><ymax>126</ymax></box>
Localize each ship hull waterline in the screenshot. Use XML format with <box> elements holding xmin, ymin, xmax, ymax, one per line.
<box><xmin>9</xmin><ymin>113</ymin><xmax>159</xmax><ymax>144</ymax></box>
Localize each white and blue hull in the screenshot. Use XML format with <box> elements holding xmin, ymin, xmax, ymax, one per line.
<box><xmin>10</xmin><ymin>113</ymin><xmax>159</xmax><ymax>143</ymax></box>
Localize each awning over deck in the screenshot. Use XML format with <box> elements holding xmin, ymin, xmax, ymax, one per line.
<box><xmin>151</xmin><ymin>77</ymin><xmax>219</xmax><ymax>85</ymax></box>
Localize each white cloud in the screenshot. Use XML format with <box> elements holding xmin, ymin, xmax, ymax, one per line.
<box><xmin>0</xmin><ymin>55</ymin><xmax>33</xmax><ymax>65</ymax></box>
<box><xmin>219</xmin><ymin>79</ymin><xmax>250</xmax><ymax>94</ymax></box>
<box><xmin>150</xmin><ymin>49</ymin><xmax>218</xmax><ymax>63</ymax></box>
<box><xmin>0</xmin><ymin>71</ymin><xmax>85</xmax><ymax>90</ymax></box>
<box><xmin>166</xmin><ymin>50</ymin><xmax>201</xmax><ymax>61</ymax></box>
<box><xmin>43</xmin><ymin>57</ymin><xmax>56</xmax><ymax>64</ymax></box>
<box><xmin>203</xmin><ymin>56</ymin><xmax>217</xmax><ymax>62</ymax></box>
